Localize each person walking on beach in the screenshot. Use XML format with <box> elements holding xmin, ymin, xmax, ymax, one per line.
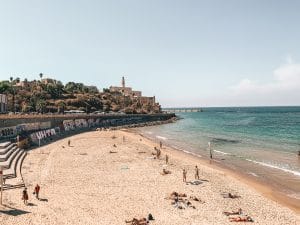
<box><xmin>123</xmin><ymin>136</ymin><xmax>125</xmax><ymax>143</ymax></box>
<box><xmin>160</xmin><ymin>141</ymin><xmax>163</xmax><ymax>149</ymax></box>
<box><xmin>183</xmin><ymin>169</ymin><xmax>187</xmax><ymax>182</ymax></box>
<box><xmin>68</xmin><ymin>139</ymin><xmax>71</xmax><ymax>147</ymax></box>
<box><xmin>157</xmin><ymin>148</ymin><xmax>161</xmax><ymax>159</ymax></box>
<box><xmin>22</xmin><ymin>188</ymin><xmax>29</xmax><ymax>205</ymax></box>
<box><xmin>165</xmin><ymin>154</ymin><xmax>169</xmax><ymax>164</ymax></box>
<box><xmin>195</xmin><ymin>165</ymin><xmax>199</xmax><ymax>180</ymax></box>
<box><xmin>208</xmin><ymin>142</ymin><xmax>213</xmax><ymax>159</ymax></box>
<box><xmin>34</xmin><ymin>184</ymin><xmax>40</xmax><ymax>200</ymax></box>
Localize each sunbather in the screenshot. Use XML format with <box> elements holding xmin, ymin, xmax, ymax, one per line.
<box><xmin>125</xmin><ymin>217</ymin><xmax>148</xmax><ymax>225</ymax></box>
<box><xmin>223</xmin><ymin>208</ymin><xmax>242</xmax><ymax>216</ymax></box>
<box><xmin>189</xmin><ymin>195</ymin><xmax>205</xmax><ymax>203</ymax></box>
<box><xmin>223</xmin><ymin>192</ymin><xmax>240</xmax><ymax>199</ymax></box>
<box><xmin>161</xmin><ymin>168</ymin><xmax>171</xmax><ymax>175</ymax></box>
<box><xmin>229</xmin><ymin>216</ymin><xmax>253</xmax><ymax>222</ymax></box>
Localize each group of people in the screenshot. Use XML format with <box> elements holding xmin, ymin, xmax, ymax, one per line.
<box><xmin>22</xmin><ymin>184</ymin><xmax>40</xmax><ymax>205</ymax></box>
<box><xmin>182</xmin><ymin>165</ymin><xmax>200</xmax><ymax>182</ymax></box>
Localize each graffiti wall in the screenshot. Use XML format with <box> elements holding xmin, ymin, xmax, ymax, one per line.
<box><xmin>0</xmin><ymin>126</ymin><xmax>16</xmax><ymax>138</ymax></box>
<box><xmin>30</xmin><ymin>128</ymin><xmax>59</xmax><ymax>144</ymax></box>
<box><xmin>16</xmin><ymin>121</ymin><xmax>51</xmax><ymax>133</ymax></box>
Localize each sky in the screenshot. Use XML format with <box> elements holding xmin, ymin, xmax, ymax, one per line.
<box><xmin>0</xmin><ymin>0</ymin><xmax>300</xmax><ymax>107</ymax></box>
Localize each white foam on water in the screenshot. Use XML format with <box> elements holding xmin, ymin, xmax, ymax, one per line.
<box><xmin>182</xmin><ymin>149</ymin><xmax>202</xmax><ymax>158</ymax></box>
<box><xmin>246</xmin><ymin>159</ymin><xmax>300</xmax><ymax>177</ymax></box>
<box><xmin>213</xmin><ymin>150</ymin><xmax>229</xmax><ymax>155</ymax></box>
<box><xmin>247</xmin><ymin>172</ymin><xmax>259</xmax><ymax>177</ymax></box>
<box><xmin>146</xmin><ymin>131</ymin><xmax>153</xmax><ymax>134</ymax></box>
<box><xmin>156</xmin><ymin>135</ymin><xmax>167</xmax><ymax>140</ymax></box>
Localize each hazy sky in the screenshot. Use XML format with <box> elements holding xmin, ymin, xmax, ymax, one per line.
<box><xmin>0</xmin><ymin>0</ymin><xmax>300</xmax><ymax>107</ymax></box>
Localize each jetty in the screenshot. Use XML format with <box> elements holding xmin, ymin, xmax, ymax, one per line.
<box><xmin>163</xmin><ymin>108</ymin><xmax>202</xmax><ymax>113</ymax></box>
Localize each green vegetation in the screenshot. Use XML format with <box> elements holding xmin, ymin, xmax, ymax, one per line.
<box><xmin>0</xmin><ymin>76</ymin><xmax>161</xmax><ymax>114</ymax></box>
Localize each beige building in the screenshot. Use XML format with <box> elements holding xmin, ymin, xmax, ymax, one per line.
<box><xmin>109</xmin><ymin>77</ymin><xmax>156</xmax><ymax>106</ymax></box>
<box><xmin>138</xmin><ymin>96</ymin><xmax>156</xmax><ymax>106</ymax></box>
<box><xmin>41</xmin><ymin>78</ymin><xmax>57</xmax><ymax>85</ymax></box>
<box><xmin>0</xmin><ymin>94</ymin><xmax>8</xmax><ymax>113</ymax></box>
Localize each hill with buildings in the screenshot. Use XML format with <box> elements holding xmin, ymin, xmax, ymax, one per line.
<box><xmin>0</xmin><ymin>75</ymin><xmax>161</xmax><ymax>114</ymax></box>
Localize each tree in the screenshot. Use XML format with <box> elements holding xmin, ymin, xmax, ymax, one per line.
<box><xmin>39</xmin><ymin>73</ymin><xmax>43</xmax><ymax>80</ymax></box>
<box><xmin>36</xmin><ymin>99</ymin><xmax>46</xmax><ymax>113</ymax></box>
<box><xmin>0</xmin><ymin>81</ymin><xmax>11</xmax><ymax>93</ymax></box>
<box><xmin>45</xmin><ymin>83</ymin><xmax>63</xmax><ymax>99</ymax></box>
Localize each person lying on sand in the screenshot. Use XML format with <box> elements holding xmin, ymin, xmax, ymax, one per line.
<box><xmin>167</xmin><ymin>192</ymin><xmax>187</xmax><ymax>203</ymax></box>
<box><xmin>170</xmin><ymin>192</ymin><xmax>187</xmax><ymax>198</ymax></box>
<box><xmin>125</xmin><ymin>218</ymin><xmax>148</xmax><ymax>225</ymax></box>
<box><xmin>185</xmin><ymin>200</ymin><xmax>196</xmax><ymax>209</ymax></box>
<box><xmin>223</xmin><ymin>208</ymin><xmax>242</xmax><ymax>216</ymax></box>
<box><xmin>109</xmin><ymin>150</ymin><xmax>117</xmax><ymax>153</ymax></box>
<box><xmin>229</xmin><ymin>216</ymin><xmax>253</xmax><ymax>222</ymax></box>
<box><xmin>222</xmin><ymin>192</ymin><xmax>240</xmax><ymax>199</ymax></box>
<box><xmin>189</xmin><ymin>195</ymin><xmax>205</xmax><ymax>203</ymax></box>
<box><xmin>160</xmin><ymin>168</ymin><xmax>172</xmax><ymax>175</ymax></box>
<box><xmin>186</xmin><ymin>180</ymin><xmax>202</xmax><ymax>185</ymax></box>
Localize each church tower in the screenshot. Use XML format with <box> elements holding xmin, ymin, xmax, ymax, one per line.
<box><xmin>122</xmin><ymin>76</ymin><xmax>125</xmax><ymax>88</ymax></box>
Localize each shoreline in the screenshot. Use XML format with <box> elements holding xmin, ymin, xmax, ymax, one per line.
<box><xmin>133</xmin><ymin>128</ymin><xmax>300</xmax><ymax>214</ymax></box>
<box><xmin>1</xmin><ymin>129</ymin><xmax>299</xmax><ymax>225</ymax></box>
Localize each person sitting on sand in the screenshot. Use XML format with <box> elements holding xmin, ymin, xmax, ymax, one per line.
<box><xmin>223</xmin><ymin>208</ymin><xmax>242</xmax><ymax>216</ymax></box>
<box><xmin>229</xmin><ymin>216</ymin><xmax>253</xmax><ymax>222</ymax></box>
<box><xmin>161</xmin><ymin>168</ymin><xmax>171</xmax><ymax>175</ymax></box>
<box><xmin>223</xmin><ymin>192</ymin><xmax>240</xmax><ymax>199</ymax></box>
<box><xmin>113</xmin><ymin>144</ymin><xmax>117</xmax><ymax>147</ymax></box>
<box><xmin>183</xmin><ymin>169</ymin><xmax>187</xmax><ymax>182</ymax></box>
<box><xmin>125</xmin><ymin>217</ymin><xmax>148</xmax><ymax>225</ymax></box>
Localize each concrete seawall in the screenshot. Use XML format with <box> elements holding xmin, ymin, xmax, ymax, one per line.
<box><xmin>0</xmin><ymin>113</ymin><xmax>176</xmax><ymax>143</ymax></box>
<box><xmin>0</xmin><ymin>113</ymin><xmax>175</xmax><ymax>128</ymax></box>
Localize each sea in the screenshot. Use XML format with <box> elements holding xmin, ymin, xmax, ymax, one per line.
<box><xmin>138</xmin><ymin>106</ymin><xmax>300</xmax><ymax>201</ymax></box>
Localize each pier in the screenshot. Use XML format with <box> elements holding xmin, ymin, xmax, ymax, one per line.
<box><xmin>163</xmin><ymin>108</ymin><xmax>202</xmax><ymax>113</ymax></box>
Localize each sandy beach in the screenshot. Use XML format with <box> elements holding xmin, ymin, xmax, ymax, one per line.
<box><xmin>0</xmin><ymin>129</ymin><xmax>299</xmax><ymax>225</ymax></box>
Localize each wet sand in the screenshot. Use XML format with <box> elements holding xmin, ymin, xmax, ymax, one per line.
<box><xmin>0</xmin><ymin>130</ymin><xmax>299</xmax><ymax>225</ymax></box>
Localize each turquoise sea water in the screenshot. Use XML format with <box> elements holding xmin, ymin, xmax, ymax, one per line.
<box><xmin>139</xmin><ymin>106</ymin><xmax>300</xmax><ymax>197</ymax></box>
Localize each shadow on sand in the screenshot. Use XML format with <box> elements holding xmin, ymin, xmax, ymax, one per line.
<box><xmin>0</xmin><ymin>205</ymin><xmax>31</xmax><ymax>216</ymax></box>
